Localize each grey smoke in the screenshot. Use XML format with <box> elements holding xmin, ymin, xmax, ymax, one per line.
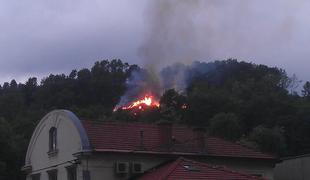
<box><xmin>115</xmin><ymin>68</ymin><xmax>162</xmax><ymax>108</ymax></box>
<box><xmin>139</xmin><ymin>0</ymin><xmax>201</xmax><ymax>71</ymax></box>
<box><xmin>140</xmin><ymin>0</ymin><xmax>309</xmax><ymax>72</ymax></box>
<box><xmin>135</xmin><ymin>0</ymin><xmax>310</xmax><ymax>93</ymax></box>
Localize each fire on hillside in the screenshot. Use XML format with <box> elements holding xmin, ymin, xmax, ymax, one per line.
<box><xmin>113</xmin><ymin>94</ymin><xmax>160</xmax><ymax>112</ymax></box>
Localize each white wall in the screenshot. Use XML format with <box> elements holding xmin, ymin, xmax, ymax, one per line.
<box><xmin>25</xmin><ymin>110</ymin><xmax>84</xmax><ymax>180</ymax></box>
<box><xmin>80</xmin><ymin>153</ymin><xmax>168</xmax><ymax>180</ymax></box>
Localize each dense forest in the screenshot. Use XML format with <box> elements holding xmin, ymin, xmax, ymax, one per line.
<box><xmin>0</xmin><ymin>59</ymin><xmax>310</xmax><ymax>180</ymax></box>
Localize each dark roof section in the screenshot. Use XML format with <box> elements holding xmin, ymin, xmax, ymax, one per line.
<box><xmin>137</xmin><ymin>157</ymin><xmax>267</xmax><ymax>180</ymax></box>
<box><xmin>81</xmin><ymin>120</ymin><xmax>275</xmax><ymax>159</ymax></box>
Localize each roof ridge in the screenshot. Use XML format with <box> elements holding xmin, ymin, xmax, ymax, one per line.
<box><xmin>158</xmin><ymin>158</ymin><xmax>184</xmax><ymax>180</ymax></box>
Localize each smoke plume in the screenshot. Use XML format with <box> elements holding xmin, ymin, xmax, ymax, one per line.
<box><xmin>116</xmin><ymin>0</ymin><xmax>309</xmax><ymax>107</ymax></box>
<box><xmin>139</xmin><ymin>0</ymin><xmax>202</xmax><ymax>71</ymax></box>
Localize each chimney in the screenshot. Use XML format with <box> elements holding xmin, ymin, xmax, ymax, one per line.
<box><xmin>193</xmin><ymin>127</ymin><xmax>206</xmax><ymax>150</ymax></box>
<box><xmin>157</xmin><ymin>121</ymin><xmax>172</xmax><ymax>146</ymax></box>
<box><xmin>139</xmin><ymin>129</ymin><xmax>146</xmax><ymax>150</ymax></box>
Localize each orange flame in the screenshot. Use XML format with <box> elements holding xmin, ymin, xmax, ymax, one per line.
<box><xmin>121</xmin><ymin>95</ymin><xmax>160</xmax><ymax>110</ymax></box>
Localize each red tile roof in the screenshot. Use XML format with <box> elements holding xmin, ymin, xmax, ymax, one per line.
<box><xmin>81</xmin><ymin>120</ymin><xmax>275</xmax><ymax>159</ymax></box>
<box><xmin>137</xmin><ymin>157</ymin><xmax>267</xmax><ymax>180</ymax></box>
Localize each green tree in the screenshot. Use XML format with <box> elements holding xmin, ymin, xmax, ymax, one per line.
<box><xmin>160</xmin><ymin>89</ymin><xmax>187</xmax><ymax>123</ymax></box>
<box><xmin>302</xmin><ymin>81</ymin><xmax>310</xmax><ymax>98</ymax></box>
<box><xmin>247</xmin><ymin>126</ymin><xmax>287</xmax><ymax>156</ymax></box>
<box><xmin>208</xmin><ymin>113</ymin><xmax>242</xmax><ymax>141</ymax></box>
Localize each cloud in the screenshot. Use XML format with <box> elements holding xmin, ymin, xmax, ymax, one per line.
<box><xmin>0</xmin><ymin>0</ymin><xmax>146</xmax><ymax>83</ymax></box>
<box><xmin>0</xmin><ymin>0</ymin><xmax>309</xmax><ymax>84</ymax></box>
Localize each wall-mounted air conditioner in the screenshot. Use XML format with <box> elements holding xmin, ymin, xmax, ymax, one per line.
<box><xmin>131</xmin><ymin>162</ymin><xmax>143</xmax><ymax>174</ymax></box>
<box><xmin>115</xmin><ymin>162</ymin><xmax>129</xmax><ymax>174</ymax></box>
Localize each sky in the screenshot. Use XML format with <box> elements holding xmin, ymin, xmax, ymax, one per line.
<box><xmin>0</xmin><ymin>0</ymin><xmax>310</xmax><ymax>87</ymax></box>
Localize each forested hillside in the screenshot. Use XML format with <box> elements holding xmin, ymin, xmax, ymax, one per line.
<box><xmin>0</xmin><ymin>59</ymin><xmax>310</xmax><ymax>180</ymax></box>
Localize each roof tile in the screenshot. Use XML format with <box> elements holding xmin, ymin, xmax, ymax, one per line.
<box><xmin>81</xmin><ymin>120</ymin><xmax>275</xmax><ymax>159</ymax></box>
<box><xmin>138</xmin><ymin>157</ymin><xmax>267</xmax><ymax>180</ymax></box>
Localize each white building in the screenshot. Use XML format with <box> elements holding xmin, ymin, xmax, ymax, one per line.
<box><xmin>22</xmin><ymin>110</ymin><xmax>277</xmax><ymax>180</ymax></box>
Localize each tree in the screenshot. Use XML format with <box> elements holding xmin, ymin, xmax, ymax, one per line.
<box><xmin>208</xmin><ymin>113</ymin><xmax>242</xmax><ymax>141</ymax></box>
<box><xmin>159</xmin><ymin>89</ymin><xmax>187</xmax><ymax>123</ymax></box>
<box><xmin>247</xmin><ymin>126</ymin><xmax>287</xmax><ymax>156</ymax></box>
<box><xmin>0</xmin><ymin>59</ymin><xmax>309</xmax><ymax>179</ymax></box>
<box><xmin>9</xmin><ymin>80</ymin><xmax>17</xmax><ymax>89</ymax></box>
<box><xmin>302</xmin><ymin>81</ymin><xmax>310</xmax><ymax>98</ymax></box>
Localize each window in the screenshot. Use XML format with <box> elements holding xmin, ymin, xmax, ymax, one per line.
<box><xmin>47</xmin><ymin>169</ymin><xmax>57</xmax><ymax>180</ymax></box>
<box><xmin>66</xmin><ymin>166</ymin><xmax>77</xmax><ymax>180</ymax></box>
<box><xmin>31</xmin><ymin>173</ymin><xmax>40</xmax><ymax>180</ymax></box>
<box><xmin>49</xmin><ymin>127</ymin><xmax>57</xmax><ymax>152</ymax></box>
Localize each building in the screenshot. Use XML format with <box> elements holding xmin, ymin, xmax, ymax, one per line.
<box><xmin>275</xmin><ymin>154</ymin><xmax>310</xmax><ymax>180</ymax></box>
<box><xmin>22</xmin><ymin>110</ymin><xmax>277</xmax><ymax>180</ymax></box>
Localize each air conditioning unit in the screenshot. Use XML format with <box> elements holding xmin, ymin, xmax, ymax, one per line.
<box><xmin>131</xmin><ymin>162</ymin><xmax>143</xmax><ymax>174</ymax></box>
<box><xmin>115</xmin><ymin>162</ymin><xmax>129</xmax><ymax>174</ymax></box>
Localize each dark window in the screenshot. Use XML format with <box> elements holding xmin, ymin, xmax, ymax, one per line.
<box><xmin>49</xmin><ymin>127</ymin><xmax>57</xmax><ymax>151</ymax></box>
<box><xmin>47</xmin><ymin>170</ymin><xmax>57</xmax><ymax>180</ymax></box>
<box><xmin>66</xmin><ymin>166</ymin><xmax>77</xmax><ymax>180</ymax></box>
<box><xmin>31</xmin><ymin>173</ymin><xmax>40</xmax><ymax>180</ymax></box>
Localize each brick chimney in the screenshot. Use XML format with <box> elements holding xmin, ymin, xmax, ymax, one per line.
<box><xmin>193</xmin><ymin>127</ymin><xmax>206</xmax><ymax>150</ymax></box>
<box><xmin>157</xmin><ymin>121</ymin><xmax>172</xmax><ymax>146</ymax></box>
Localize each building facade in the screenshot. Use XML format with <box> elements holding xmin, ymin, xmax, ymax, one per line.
<box><xmin>22</xmin><ymin>110</ymin><xmax>277</xmax><ymax>180</ymax></box>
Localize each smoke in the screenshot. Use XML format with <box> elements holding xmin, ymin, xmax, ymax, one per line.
<box><xmin>116</xmin><ymin>0</ymin><xmax>310</xmax><ymax>107</ymax></box>
<box><xmin>115</xmin><ymin>68</ymin><xmax>162</xmax><ymax>108</ymax></box>
<box><xmin>139</xmin><ymin>0</ymin><xmax>202</xmax><ymax>71</ymax></box>
<box><xmin>139</xmin><ymin>0</ymin><xmax>309</xmax><ymax>68</ymax></box>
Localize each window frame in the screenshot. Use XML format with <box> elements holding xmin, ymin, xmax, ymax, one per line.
<box><xmin>48</xmin><ymin>127</ymin><xmax>58</xmax><ymax>157</ymax></box>
<box><xmin>49</xmin><ymin>127</ymin><xmax>57</xmax><ymax>151</ymax></box>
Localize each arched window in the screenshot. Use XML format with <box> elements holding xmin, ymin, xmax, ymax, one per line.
<box><xmin>49</xmin><ymin>127</ymin><xmax>57</xmax><ymax>151</ymax></box>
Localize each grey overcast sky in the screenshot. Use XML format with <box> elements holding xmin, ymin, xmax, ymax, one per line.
<box><xmin>0</xmin><ymin>0</ymin><xmax>310</xmax><ymax>85</ymax></box>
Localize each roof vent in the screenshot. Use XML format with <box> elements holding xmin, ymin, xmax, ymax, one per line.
<box><xmin>183</xmin><ymin>165</ymin><xmax>200</xmax><ymax>172</ymax></box>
